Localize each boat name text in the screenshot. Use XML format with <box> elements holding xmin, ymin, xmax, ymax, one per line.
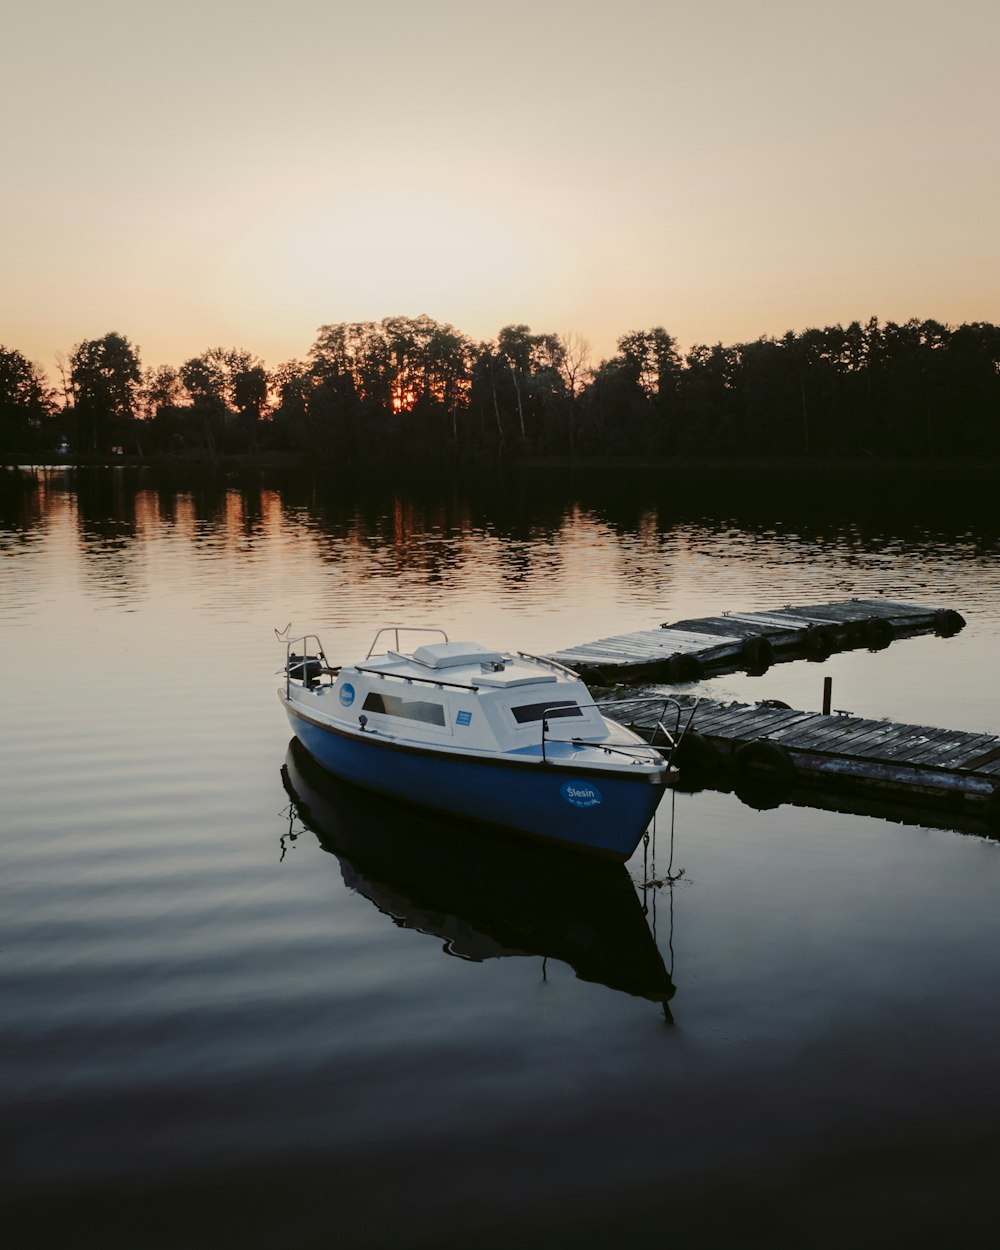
<box><xmin>560</xmin><ymin>781</ymin><xmax>603</xmax><ymax>808</ymax></box>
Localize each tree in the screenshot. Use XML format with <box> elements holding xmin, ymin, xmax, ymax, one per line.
<box><xmin>231</xmin><ymin>359</ymin><xmax>269</xmax><ymax>450</ymax></box>
<box><xmin>179</xmin><ymin>351</ymin><xmax>228</xmax><ymax>454</ymax></box>
<box><xmin>557</xmin><ymin>332</ymin><xmax>591</xmax><ymax>456</ymax></box>
<box><xmin>496</xmin><ymin>325</ymin><xmax>533</xmax><ymax>440</ymax></box>
<box><xmin>677</xmin><ymin>342</ymin><xmax>742</xmax><ymax>454</ymax></box>
<box><xmin>179</xmin><ymin>347</ymin><xmax>269</xmax><ymax>453</ymax></box>
<box><xmin>469</xmin><ymin>342</ymin><xmax>508</xmax><ymax>455</ymax></box>
<box><xmin>309</xmin><ymin>321</ymin><xmax>387</xmax><ymax>406</ymax></box>
<box><xmin>0</xmin><ymin>347</ymin><xmax>53</xmax><ymax>453</ymax></box>
<box><xmin>138</xmin><ymin>364</ymin><xmax>182</xmax><ymax>420</ymax></box>
<box><xmin>616</xmin><ymin>328</ymin><xmax>683</xmax><ymax>452</ymax></box>
<box><xmin>494</xmin><ymin>325</ymin><xmax>566</xmax><ymax>448</ymax></box>
<box><xmin>134</xmin><ymin>365</ymin><xmax>186</xmax><ymax>455</ymax></box>
<box><xmin>304</xmin><ymin>316</ymin><xmax>472</xmax><ymax>460</ymax></box>
<box><xmin>69</xmin><ymin>332</ymin><xmax>141</xmax><ymax>454</ymax></box>
<box><xmin>617</xmin><ymin>328</ymin><xmax>683</xmax><ymax>399</ymax></box>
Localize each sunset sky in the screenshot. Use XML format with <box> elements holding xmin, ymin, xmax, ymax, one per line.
<box><xmin>2</xmin><ymin>0</ymin><xmax>998</xmax><ymax>375</ymax></box>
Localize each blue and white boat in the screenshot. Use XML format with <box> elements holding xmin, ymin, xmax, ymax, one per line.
<box><xmin>279</xmin><ymin>627</ymin><xmax>681</xmax><ymax>860</ymax></box>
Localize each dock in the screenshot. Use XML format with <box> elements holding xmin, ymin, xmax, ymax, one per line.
<box><xmin>620</xmin><ymin>695</ymin><xmax>1000</xmax><ymax>821</ymax></box>
<box><xmin>547</xmin><ymin>598</ymin><xmax>965</xmax><ymax>682</ymax></box>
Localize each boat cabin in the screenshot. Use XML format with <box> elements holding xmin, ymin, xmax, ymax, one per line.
<box><xmin>287</xmin><ymin>636</ymin><xmax>611</xmax><ymax>756</ymax></box>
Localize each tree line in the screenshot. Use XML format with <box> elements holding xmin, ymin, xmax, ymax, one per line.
<box><xmin>3</xmin><ymin>314</ymin><xmax>1000</xmax><ymax>464</ymax></box>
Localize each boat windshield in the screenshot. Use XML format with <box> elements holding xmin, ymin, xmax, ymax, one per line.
<box><xmin>510</xmin><ymin>700</ymin><xmax>583</xmax><ymax>724</ymax></box>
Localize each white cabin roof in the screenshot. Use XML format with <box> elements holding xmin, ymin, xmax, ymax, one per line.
<box><xmin>358</xmin><ymin>643</ymin><xmax>569</xmax><ymax>699</ymax></box>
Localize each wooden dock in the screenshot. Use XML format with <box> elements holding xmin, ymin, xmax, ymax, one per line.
<box><xmin>620</xmin><ymin>695</ymin><xmax>1000</xmax><ymax>821</ymax></box>
<box><xmin>547</xmin><ymin>598</ymin><xmax>965</xmax><ymax>682</ymax></box>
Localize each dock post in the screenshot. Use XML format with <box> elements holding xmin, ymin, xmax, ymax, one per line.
<box><xmin>822</xmin><ymin>676</ymin><xmax>832</xmax><ymax>716</ymax></box>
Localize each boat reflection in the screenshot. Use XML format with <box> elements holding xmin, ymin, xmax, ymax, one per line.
<box><xmin>281</xmin><ymin>739</ymin><xmax>676</xmax><ymax>1010</ymax></box>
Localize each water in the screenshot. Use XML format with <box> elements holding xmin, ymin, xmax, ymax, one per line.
<box><xmin>4</xmin><ymin>464</ymin><xmax>1000</xmax><ymax>1248</ymax></box>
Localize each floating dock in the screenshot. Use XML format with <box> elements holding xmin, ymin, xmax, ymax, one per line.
<box><xmin>621</xmin><ymin>695</ymin><xmax>1000</xmax><ymax>820</ymax></box>
<box><xmin>547</xmin><ymin>598</ymin><xmax>964</xmax><ymax>682</ymax></box>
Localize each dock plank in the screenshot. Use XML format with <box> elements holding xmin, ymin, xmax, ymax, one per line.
<box><xmin>842</xmin><ymin>727</ymin><xmax>938</xmax><ymax>760</ymax></box>
<box><xmin>957</xmin><ymin>742</ymin><xmax>1000</xmax><ymax>772</ymax></box>
<box><xmin>901</xmin><ymin>730</ymin><xmax>992</xmax><ymax>767</ymax></box>
<box><xmin>866</xmin><ymin>729</ymin><xmax>987</xmax><ymax>765</ymax></box>
<box><xmin>775</xmin><ymin>718</ymin><xmax>879</xmax><ymax>753</ymax></box>
<box><xmin>720</xmin><ymin>613</ymin><xmax>817</xmax><ymax>634</ymax></box>
<box><xmin>732</xmin><ymin>710</ymin><xmax>818</xmax><ymax>738</ymax></box>
<box><xmin>810</xmin><ymin>720</ymin><xmax>913</xmax><ymax>755</ymax></box>
<box><xmin>690</xmin><ymin>704</ymin><xmax>808</xmax><ymax>734</ymax></box>
<box><xmin>661</xmin><ymin>619</ymin><xmax>752</xmax><ymax>640</ymax></box>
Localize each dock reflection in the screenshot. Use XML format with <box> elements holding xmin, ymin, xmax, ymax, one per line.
<box><xmin>692</xmin><ymin>768</ymin><xmax>1000</xmax><ymax>841</ymax></box>
<box><xmin>757</xmin><ymin>782</ymin><xmax>1000</xmax><ymax>841</ymax></box>
<box><xmin>281</xmin><ymin>739</ymin><xmax>676</xmax><ymax>1010</ymax></box>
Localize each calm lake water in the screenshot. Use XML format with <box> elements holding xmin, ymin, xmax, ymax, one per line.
<box><xmin>5</xmin><ymin>463</ymin><xmax>1000</xmax><ymax>1248</ymax></box>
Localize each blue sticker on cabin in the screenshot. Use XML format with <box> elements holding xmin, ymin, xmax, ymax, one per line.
<box><xmin>560</xmin><ymin>780</ymin><xmax>602</xmax><ymax>809</ymax></box>
<box><xmin>339</xmin><ymin>683</ymin><xmax>355</xmax><ymax>707</ymax></box>
<box><xmin>456</xmin><ymin>710</ymin><xmax>472</xmax><ymax>726</ymax></box>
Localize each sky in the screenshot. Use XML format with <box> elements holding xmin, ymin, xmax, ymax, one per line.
<box><xmin>2</xmin><ymin>0</ymin><xmax>998</xmax><ymax>375</ymax></box>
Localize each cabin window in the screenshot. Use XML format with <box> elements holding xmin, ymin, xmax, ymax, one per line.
<box><xmin>362</xmin><ymin>691</ymin><xmax>446</xmax><ymax>727</ymax></box>
<box><xmin>511</xmin><ymin>700</ymin><xmax>583</xmax><ymax>724</ymax></box>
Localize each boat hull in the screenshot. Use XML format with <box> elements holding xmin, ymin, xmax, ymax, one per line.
<box><xmin>283</xmin><ymin>699</ymin><xmax>666</xmax><ymax>860</ymax></box>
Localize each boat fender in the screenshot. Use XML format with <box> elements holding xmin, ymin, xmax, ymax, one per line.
<box><xmin>865</xmin><ymin>617</ymin><xmax>894</xmax><ymax>649</ymax></box>
<box><xmin>673</xmin><ymin>732</ymin><xmax>722</xmax><ymax>787</ymax></box>
<box><xmin>740</xmin><ymin>635</ymin><xmax>774</xmax><ymax>674</ymax></box>
<box><xmin>934</xmin><ymin>609</ymin><xmax>966</xmax><ymax>637</ymax></box>
<box><xmin>802</xmin><ymin>625</ymin><xmax>835</xmax><ymax>660</ymax></box>
<box><xmin>733</xmin><ymin>739</ymin><xmax>794</xmax><ymax>785</ymax></box>
<box><xmin>669</xmin><ymin>653</ymin><xmax>703</xmax><ymax>683</ymax></box>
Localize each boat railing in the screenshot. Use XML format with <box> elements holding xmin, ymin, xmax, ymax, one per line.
<box><xmin>285</xmin><ymin>635</ymin><xmax>335</xmax><ymax>697</ymax></box>
<box><xmin>540</xmin><ymin>695</ymin><xmax>697</xmax><ymax>765</ymax></box>
<box><xmin>515</xmin><ymin>650</ymin><xmax>580</xmax><ymax>678</ymax></box>
<box><xmin>365</xmin><ymin>626</ymin><xmax>449</xmax><ymax>660</ymax></box>
<box><xmin>353</xmin><ymin>664</ymin><xmax>480</xmax><ymax>693</ymax></box>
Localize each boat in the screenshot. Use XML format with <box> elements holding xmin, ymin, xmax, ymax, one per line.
<box><xmin>278</xmin><ymin>627</ymin><xmax>683</xmax><ymax>860</ymax></box>
<box><xmin>281</xmin><ymin>739</ymin><xmax>677</xmax><ymax>1007</ymax></box>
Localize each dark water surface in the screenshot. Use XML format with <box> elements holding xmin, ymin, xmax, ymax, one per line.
<box><xmin>4</xmin><ymin>464</ymin><xmax>1000</xmax><ymax>1248</ymax></box>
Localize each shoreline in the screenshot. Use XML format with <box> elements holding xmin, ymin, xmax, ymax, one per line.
<box><xmin>6</xmin><ymin>452</ymin><xmax>1000</xmax><ymax>474</ymax></box>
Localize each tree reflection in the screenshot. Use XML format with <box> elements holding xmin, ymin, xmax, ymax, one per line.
<box><xmin>4</xmin><ymin>465</ymin><xmax>1000</xmax><ymax>624</ymax></box>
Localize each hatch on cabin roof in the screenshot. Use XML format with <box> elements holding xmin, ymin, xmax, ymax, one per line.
<box><xmin>412</xmin><ymin>641</ymin><xmax>505</xmax><ymax>669</ymax></box>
